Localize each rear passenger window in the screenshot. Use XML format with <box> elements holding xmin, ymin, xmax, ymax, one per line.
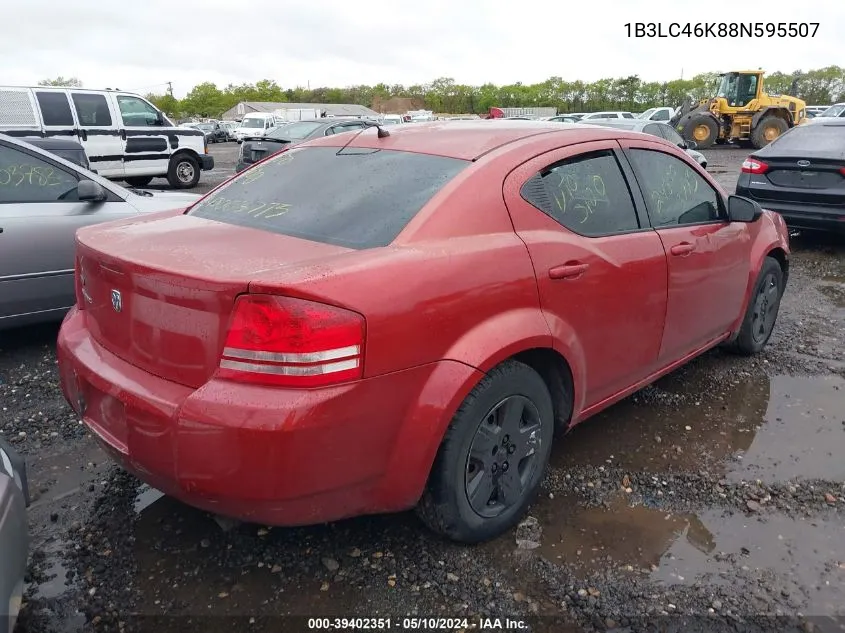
<box><xmin>0</xmin><ymin>143</ymin><xmax>79</xmax><ymax>203</ymax></box>
<box><xmin>520</xmin><ymin>150</ymin><xmax>640</xmax><ymax>236</ymax></box>
<box><xmin>628</xmin><ymin>149</ymin><xmax>722</xmax><ymax>226</ymax></box>
<box><xmin>188</xmin><ymin>146</ymin><xmax>468</xmax><ymax>249</ymax></box>
<box><xmin>622</xmin><ymin>113</ymin><xmax>635</xmax><ymax>119</ymax></box>
<box><xmin>71</xmin><ymin>93</ymin><xmax>112</xmax><ymax>126</ymax></box>
<box><xmin>36</xmin><ymin>92</ymin><xmax>74</xmax><ymax>126</ymax></box>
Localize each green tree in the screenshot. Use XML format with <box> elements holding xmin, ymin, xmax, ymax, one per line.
<box><xmin>38</xmin><ymin>76</ymin><xmax>82</xmax><ymax>87</ymax></box>
<box><xmin>181</xmin><ymin>82</ymin><xmax>225</xmax><ymax>117</ymax></box>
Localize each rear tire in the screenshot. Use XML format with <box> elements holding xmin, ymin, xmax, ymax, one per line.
<box><xmin>166</xmin><ymin>154</ymin><xmax>200</xmax><ymax>189</ymax></box>
<box><xmin>726</xmin><ymin>257</ymin><xmax>784</xmax><ymax>356</ymax></box>
<box><xmin>751</xmin><ymin>116</ymin><xmax>788</xmax><ymax>149</ymax></box>
<box><xmin>124</xmin><ymin>176</ymin><xmax>153</xmax><ymax>187</ymax></box>
<box><xmin>416</xmin><ymin>360</ymin><xmax>555</xmax><ymax>543</ymax></box>
<box><xmin>682</xmin><ymin>114</ymin><xmax>719</xmax><ymax>149</ymax></box>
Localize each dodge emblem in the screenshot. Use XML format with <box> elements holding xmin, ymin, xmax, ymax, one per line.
<box><xmin>111</xmin><ymin>289</ymin><xmax>122</xmax><ymax>312</ymax></box>
<box><xmin>797</xmin><ymin>160</ymin><xmax>810</xmax><ymax>167</ymax></box>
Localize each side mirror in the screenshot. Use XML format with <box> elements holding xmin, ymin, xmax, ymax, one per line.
<box><xmin>728</xmin><ymin>195</ymin><xmax>763</xmax><ymax>223</ymax></box>
<box><xmin>685</xmin><ymin>139</ymin><xmax>698</xmax><ymax>150</ymax></box>
<box><xmin>78</xmin><ymin>180</ymin><xmax>108</xmax><ymax>202</ymax></box>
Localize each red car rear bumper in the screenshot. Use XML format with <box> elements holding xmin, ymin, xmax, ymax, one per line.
<box><xmin>57</xmin><ymin>307</ymin><xmax>478</xmax><ymax>526</ymax></box>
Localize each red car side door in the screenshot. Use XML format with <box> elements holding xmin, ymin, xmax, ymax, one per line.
<box><xmin>618</xmin><ymin>139</ymin><xmax>752</xmax><ymax>364</ymax></box>
<box><xmin>503</xmin><ymin>140</ymin><xmax>669</xmax><ymax>412</ymax></box>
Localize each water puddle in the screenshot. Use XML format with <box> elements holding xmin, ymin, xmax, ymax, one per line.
<box><xmin>490</xmin><ymin>494</ymin><xmax>845</xmax><ymax>615</ymax></box>
<box><xmin>553</xmin><ymin>371</ymin><xmax>844</xmax><ymax>483</ymax></box>
<box><xmin>33</xmin><ymin>540</ymin><xmax>71</xmax><ymax>600</ymax></box>
<box><xmin>485</xmin><ymin>495</ymin><xmax>712</xmax><ymax>575</ymax></box>
<box><xmin>656</xmin><ymin>510</ymin><xmax>845</xmax><ymax>615</ymax></box>
<box><xmin>726</xmin><ymin>374</ymin><xmax>845</xmax><ymax>483</ymax></box>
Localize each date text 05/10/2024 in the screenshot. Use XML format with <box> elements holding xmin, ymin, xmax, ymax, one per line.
<box><xmin>306</xmin><ymin>617</ymin><xmax>529</xmax><ymax>630</ymax></box>
<box><xmin>624</xmin><ymin>22</ymin><xmax>819</xmax><ymax>38</ymax></box>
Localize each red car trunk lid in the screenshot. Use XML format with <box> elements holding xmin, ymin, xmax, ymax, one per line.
<box><xmin>75</xmin><ymin>214</ymin><xmax>350</xmax><ymax>388</ymax></box>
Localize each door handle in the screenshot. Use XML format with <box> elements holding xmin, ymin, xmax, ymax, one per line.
<box><xmin>670</xmin><ymin>242</ymin><xmax>695</xmax><ymax>256</ymax></box>
<box><xmin>549</xmin><ymin>262</ymin><xmax>589</xmax><ymax>280</ymax></box>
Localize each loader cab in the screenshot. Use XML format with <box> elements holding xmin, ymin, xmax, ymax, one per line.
<box><xmin>716</xmin><ymin>72</ymin><xmax>761</xmax><ymax>108</ymax></box>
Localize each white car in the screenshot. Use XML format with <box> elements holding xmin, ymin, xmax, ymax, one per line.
<box><xmin>808</xmin><ymin>103</ymin><xmax>845</xmax><ymax>122</ymax></box>
<box><xmin>638</xmin><ymin>107</ymin><xmax>676</xmax><ymax>122</ymax></box>
<box><xmin>234</xmin><ymin>113</ymin><xmax>278</xmax><ymax>142</ymax></box>
<box><xmin>579</xmin><ymin>111</ymin><xmax>636</xmax><ymax>120</ymax></box>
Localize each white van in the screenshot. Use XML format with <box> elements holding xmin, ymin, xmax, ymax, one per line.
<box><xmin>234</xmin><ymin>113</ymin><xmax>278</xmax><ymax>142</ymax></box>
<box><xmin>0</xmin><ymin>86</ymin><xmax>213</xmax><ymax>189</ymax></box>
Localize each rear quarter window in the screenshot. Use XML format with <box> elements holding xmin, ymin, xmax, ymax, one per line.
<box><xmin>188</xmin><ymin>146</ymin><xmax>468</xmax><ymax>249</ymax></box>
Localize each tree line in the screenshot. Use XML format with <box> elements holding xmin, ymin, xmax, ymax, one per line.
<box><xmin>38</xmin><ymin>66</ymin><xmax>845</xmax><ymax>118</ymax></box>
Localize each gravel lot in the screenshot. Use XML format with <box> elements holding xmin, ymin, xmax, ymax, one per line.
<box><xmin>2</xmin><ymin>143</ymin><xmax>844</xmax><ymax>633</ymax></box>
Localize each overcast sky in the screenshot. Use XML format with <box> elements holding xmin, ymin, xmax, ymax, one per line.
<box><xmin>3</xmin><ymin>0</ymin><xmax>843</xmax><ymax>98</ymax></box>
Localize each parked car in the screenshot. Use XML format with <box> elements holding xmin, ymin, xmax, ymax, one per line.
<box><xmin>220</xmin><ymin>121</ymin><xmax>238</xmax><ymax>140</ymax></box>
<box><xmin>235</xmin><ymin>118</ymin><xmax>378</xmax><ymax>172</ymax></box>
<box><xmin>735</xmin><ymin>119</ymin><xmax>845</xmax><ymax>234</ymax></box>
<box><xmin>637</xmin><ymin>107</ymin><xmax>676</xmax><ymax>122</ymax></box>
<box><xmin>805</xmin><ymin>105</ymin><xmax>832</xmax><ymax>117</ymax></box>
<box><xmin>586</xmin><ymin>119</ymin><xmax>708</xmax><ymax>168</ymax></box>
<box><xmin>190</xmin><ymin>122</ymin><xmax>228</xmax><ymax>144</ymax></box>
<box><xmin>0</xmin><ymin>134</ymin><xmax>202</xmax><ymax>330</ymax></box>
<box><xmin>579</xmin><ymin>111</ymin><xmax>636</xmax><ymax>120</ymax></box>
<box><xmin>18</xmin><ymin>136</ymin><xmax>92</xmax><ymax>171</ymax></box>
<box><xmin>234</xmin><ymin>113</ymin><xmax>279</xmax><ymax>142</ymax></box>
<box><xmin>0</xmin><ymin>86</ymin><xmax>212</xmax><ymax>189</ymax></box>
<box><xmin>545</xmin><ymin>115</ymin><xmax>579</xmax><ymax>123</ymax></box>
<box><xmin>814</xmin><ymin>103</ymin><xmax>845</xmax><ymax>119</ymax></box>
<box><xmin>57</xmin><ymin>120</ymin><xmax>789</xmax><ymax>544</ymax></box>
<box><xmin>381</xmin><ymin>115</ymin><xmax>404</xmax><ymax>125</ymax></box>
<box><xmin>0</xmin><ymin>436</ymin><xmax>29</xmax><ymax>633</ymax></box>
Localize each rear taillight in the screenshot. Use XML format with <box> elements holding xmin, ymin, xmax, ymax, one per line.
<box><xmin>839</xmin><ymin>167</ymin><xmax>845</xmax><ymax>176</ymax></box>
<box><xmin>741</xmin><ymin>158</ymin><xmax>768</xmax><ymax>174</ymax></box>
<box><xmin>216</xmin><ymin>295</ymin><xmax>365</xmax><ymax>388</ymax></box>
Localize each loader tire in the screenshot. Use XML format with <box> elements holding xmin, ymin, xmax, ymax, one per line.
<box><xmin>683</xmin><ymin>114</ymin><xmax>719</xmax><ymax>149</ymax></box>
<box><xmin>751</xmin><ymin>116</ymin><xmax>788</xmax><ymax>149</ymax></box>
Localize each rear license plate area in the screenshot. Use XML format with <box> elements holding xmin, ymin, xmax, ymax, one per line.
<box><xmin>80</xmin><ymin>380</ymin><xmax>128</xmax><ymax>451</ymax></box>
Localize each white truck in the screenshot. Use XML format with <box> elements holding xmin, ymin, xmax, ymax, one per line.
<box><xmin>272</xmin><ymin>108</ymin><xmax>322</xmax><ymax>122</ymax></box>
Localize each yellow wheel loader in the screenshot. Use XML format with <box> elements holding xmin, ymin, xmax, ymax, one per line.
<box><xmin>670</xmin><ymin>71</ymin><xmax>807</xmax><ymax>149</ymax></box>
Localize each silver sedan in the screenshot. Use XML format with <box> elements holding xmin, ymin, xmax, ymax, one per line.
<box><xmin>0</xmin><ymin>437</ymin><xmax>28</xmax><ymax>633</ymax></box>
<box><xmin>0</xmin><ymin>134</ymin><xmax>202</xmax><ymax>330</ymax></box>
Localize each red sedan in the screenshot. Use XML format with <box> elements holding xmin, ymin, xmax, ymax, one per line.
<box><xmin>57</xmin><ymin>121</ymin><xmax>789</xmax><ymax>543</ymax></box>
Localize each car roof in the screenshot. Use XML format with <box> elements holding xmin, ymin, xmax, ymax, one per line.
<box><xmin>0</xmin><ymin>133</ymin><xmax>127</xmax><ymax>194</ymax></box>
<box><xmin>301</xmin><ymin>120</ymin><xmax>665</xmax><ymax>161</ymax></box>
<box><xmin>18</xmin><ymin>136</ymin><xmax>86</xmax><ymax>150</ymax></box>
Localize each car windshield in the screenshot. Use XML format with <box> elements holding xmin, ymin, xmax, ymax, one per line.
<box><xmin>638</xmin><ymin>108</ymin><xmax>657</xmax><ymax>119</ymax></box>
<box><xmin>267</xmin><ymin>121</ymin><xmax>323</xmax><ymax>140</ymax></box>
<box><xmin>241</xmin><ymin>118</ymin><xmax>266</xmax><ymax>128</ymax></box>
<box><xmin>196</xmin><ymin>124</ymin><xmax>213</xmax><ymax>131</ymax></box>
<box><xmin>187</xmin><ymin>146</ymin><xmax>468</xmax><ymax>249</ymax></box>
<box><xmin>819</xmin><ymin>104</ymin><xmax>845</xmax><ymax>117</ymax></box>
<box><xmin>767</xmin><ymin>123</ymin><xmax>845</xmax><ymax>152</ymax></box>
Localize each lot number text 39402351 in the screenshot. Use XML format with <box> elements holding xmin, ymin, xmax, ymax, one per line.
<box><xmin>624</xmin><ymin>22</ymin><xmax>819</xmax><ymax>38</ymax></box>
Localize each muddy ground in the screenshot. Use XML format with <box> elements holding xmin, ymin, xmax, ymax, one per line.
<box><xmin>2</xmin><ymin>145</ymin><xmax>844</xmax><ymax>633</ymax></box>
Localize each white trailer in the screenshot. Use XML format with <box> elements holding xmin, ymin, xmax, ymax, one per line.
<box><xmin>272</xmin><ymin>108</ymin><xmax>322</xmax><ymax>122</ymax></box>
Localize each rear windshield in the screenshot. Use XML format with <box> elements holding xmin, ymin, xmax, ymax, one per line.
<box><xmin>241</xmin><ymin>118</ymin><xmax>265</xmax><ymax>128</ymax></box>
<box><xmin>768</xmin><ymin>124</ymin><xmax>845</xmax><ymax>152</ymax></box>
<box><xmin>187</xmin><ymin>146</ymin><xmax>468</xmax><ymax>249</ymax></box>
